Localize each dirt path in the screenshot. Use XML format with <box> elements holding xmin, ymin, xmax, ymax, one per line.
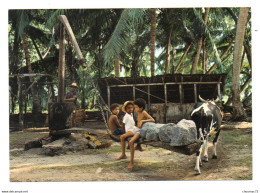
<box><xmin>9</xmin><ymin>128</ymin><xmax>252</xmax><ymax>181</ymax></box>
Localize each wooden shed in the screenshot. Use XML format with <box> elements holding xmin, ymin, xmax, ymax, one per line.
<box><xmin>98</xmin><ymin>74</ymin><xmax>227</xmax><ymax>123</ymax></box>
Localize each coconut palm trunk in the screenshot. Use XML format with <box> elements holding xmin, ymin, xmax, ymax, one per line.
<box><xmin>150</xmin><ymin>8</ymin><xmax>156</xmax><ymax>77</ymax></box>
<box><xmin>22</xmin><ymin>34</ymin><xmax>42</xmax><ymax>115</ymax></box>
<box><xmin>115</xmin><ymin>59</ymin><xmax>120</xmax><ymax>77</ymax></box>
<box><xmin>174</xmin><ymin>43</ymin><xmax>192</xmax><ymax>73</ymax></box>
<box><xmin>165</xmin><ymin>25</ymin><xmax>173</xmax><ymax>75</ymax></box>
<box><xmin>232</xmin><ymin>7</ymin><xmax>249</xmax><ymax>120</ymax></box>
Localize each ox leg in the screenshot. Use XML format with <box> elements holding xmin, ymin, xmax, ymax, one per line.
<box><xmin>194</xmin><ymin>128</ymin><xmax>204</xmax><ymax>175</ymax></box>
<box><xmin>202</xmin><ymin>135</ymin><xmax>209</xmax><ymax>162</ymax></box>
<box><xmin>212</xmin><ymin>129</ymin><xmax>221</xmax><ymax>159</ymax></box>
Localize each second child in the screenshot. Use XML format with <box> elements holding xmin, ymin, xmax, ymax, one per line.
<box><xmin>117</xmin><ymin>99</ymin><xmax>155</xmax><ymax>170</ymax></box>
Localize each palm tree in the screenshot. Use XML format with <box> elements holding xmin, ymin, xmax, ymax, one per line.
<box><xmin>115</xmin><ymin>59</ymin><xmax>120</xmax><ymax>77</ymax></box>
<box><xmin>191</xmin><ymin>8</ymin><xmax>210</xmax><ymax>74</ymax></box>
<box><xmin>232</xmin><ymin>7</ymin><xmax>249</xmax><ymax>120</ymax></box>
<box><xmin>10</xmin><ymin>10</ymin><xmax>42</xmax><ymax>115</ymax></box>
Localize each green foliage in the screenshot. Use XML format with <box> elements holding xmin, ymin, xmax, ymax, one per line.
<box><xmin>8</xmin><ymin>8</ymin><xmax>251</xmax><ymax>113</ymax></box>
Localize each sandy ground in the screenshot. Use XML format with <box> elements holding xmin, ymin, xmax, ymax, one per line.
<box><xmin>9</xmin><ymin>126</ymin><xmax>252</xmax><ymax>182</ymax></box>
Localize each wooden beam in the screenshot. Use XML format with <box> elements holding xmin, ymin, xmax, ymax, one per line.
<box><xmin>58</xmin><ymin>15</ymin><xmax>84</xmax><ymax>60</ymax></box>
<box><xmin>109</xmin><ymin>81</ymin><xmax>222</xmax><ymax>87</ymax></box>
<box><xmin>109</xmin><ymin>134</ymin><xmax>201</xmax><ymax>155</ymax></box>
<box><xmin>58</xmin><ymin>23</ymin><xmax>65</xmax><ymax>103</ymax></box>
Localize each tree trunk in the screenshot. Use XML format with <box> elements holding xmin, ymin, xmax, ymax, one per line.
<box><xmin>231</xmin><ymin>7</ymin><xmax>249</xmax><ymax>120</ymax></box>
<box><xmin>150</xmin><ymin>8</ymin><xmax>156</xmax><ymax>77</ymax></box>
<box><xmin>202</xmin><ymin>38</ymin><xmax>207</xmax><ymax>74</ymax></box>
<box><xmin>244</xmin><ymin>44</ymin><xmax>251</xmax><ymax>69</ymax></box>
<box><xmin>115</xmin><ymin>59</ymin><xmax>120</xmax><ymax>77</ymax></box>
<box><xmin>174</xmin><ymin>43</ymin><xmax>192</xmax><ymax>73</ymax></box>
<box><xmin>165</xmin><ymin>25</ymin><xmax>173</xmax><ymax>75</ymax></box>
<box><xmin>131</xmin><ymin>56</ymin><xmax>139</xmax><ymax>78</ymax></box>
<box><xmin>22</xmin><ymin>34</ymin><xmax>42</xmax><ymax>115</ymax></box>
<box><xmin>191</xmin><ymin>8</ymin><xmax>210</xmax><ymax>74</ymax></box>
<box><xmin>226</xmin><ymin>7</ymin><xmax>251</xmax><ymax>69</ymax></box>
<box><xmin>10</xmin><ymin>26</ymin><xmax>19</xmax><ymax>114</ymax></box>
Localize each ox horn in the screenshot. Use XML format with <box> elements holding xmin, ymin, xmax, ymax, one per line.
<box><xmin>198</xmin><ymin>95</ymin><xmax>207</xmax><ymax>102</ymax></box>
<box><xmin>214</xmin><ymin>97</ymin><xmax>219</xmax><ymax>103</ymax></box>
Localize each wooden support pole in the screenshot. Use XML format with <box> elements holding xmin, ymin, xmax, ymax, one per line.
<box><xmin>107</xmin><ymin>86</ymin><xmax>111</xmax><ymax>121</ymax></box>
<box><xmin>164</xmin><ymin>84</ymin><xmax>167</xmax><ymax>122</ymax></box>
<box><xmin>58</xmin><ymin>15</ymin><xmax>83</xmax><ymax>60</ymax></box>
<box><xmin>107</xmin><ymin>86</ymin><xmax>111</xmax><ymax>108</ymax></box>
<box><xmin>18</xmin><ymin>77</ymin><xmax>24</xmax><ymax>130</ymax></box>
<box><xmin>58</xmin><ymin>23</ymin><xmax>65</xmax><ymax>103</ymax></box>
<box><xmin>133</xmin><ymin>86</ymin><xmax>136</xmax><ymax>100</ymax></box>
<box><xmin>194</xmin><ymin>84</ymin><xmax>197</xmax><ymax>103</ymax></box>
<box><xmin>147</xmin><ymin>85</ymin><xmax>151</xmax><ymax>112</ymax></box>
<box><xmin>217</xmin><ymin>83</ymin><xmax>222</xmax><ymax>102</ymax></box>
<box><xmin>179</xmin><ymin>84</ymin><xmax>183</xmax><ymax>104</ymax></box>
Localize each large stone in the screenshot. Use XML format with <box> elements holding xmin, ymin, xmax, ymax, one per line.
<box><xmin>142</xmin><ymin>119</ymin><xmax>197</xmax><ymax>146</ymax></box>
<box><xmin>158</xmin><ymin>123</ymin><xmax>177</xmax><ymax>143</ymax></box>
<box><xmin>140</xmin><ymin>122</ymin><xmax>164</xmax><ymax>141</ymax></box>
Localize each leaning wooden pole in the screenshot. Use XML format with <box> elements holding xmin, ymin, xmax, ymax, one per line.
<box><xmin>58</xmin><ymin>15</ymin><xmax>84</xmax><ymax>60</ymax></box>
<box><xmin>58</xmin><ymin>23</ymin><xmax>65</xmax><ymax>102</ymax></box>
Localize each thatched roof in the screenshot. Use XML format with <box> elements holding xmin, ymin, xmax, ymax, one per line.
<box><xmin>98</xmin><ymin>74</ymin><xmax>227</xmax><ymax>105</ymax></box>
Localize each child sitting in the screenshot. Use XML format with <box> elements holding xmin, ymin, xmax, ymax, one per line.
<box><xmin>108</xmin><ymin>103</ymin><xmax>124</xmax><ymax>135</ymax></box>
<box><xmin>117</xmin><ymin>99</ymin><xmax>155</xmax><ymax>171</ymax></box>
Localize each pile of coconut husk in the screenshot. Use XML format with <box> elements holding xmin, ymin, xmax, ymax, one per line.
<box><xmin>24</xmin><ymin>132</ymin><xmax>112</xmax><ymax>156</ymax></box>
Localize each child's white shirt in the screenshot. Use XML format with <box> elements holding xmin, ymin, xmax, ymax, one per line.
<box><xmin>123</xmin><ymin>113</ymin><xmax>135</xmax><ymax>132</ymax></box>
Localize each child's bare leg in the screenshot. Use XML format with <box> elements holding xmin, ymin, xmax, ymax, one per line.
<box><xmin>126</xmin><ymin>133</ymin><xmax>140</xmax><ymax>169</ymax></box>
<box><xmin>117</xmin><ymin>132</ymin><xmax>133</xmax><ymax>160</ymax></box>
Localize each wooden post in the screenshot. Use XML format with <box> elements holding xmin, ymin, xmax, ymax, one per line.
<box><xmin>164</xmin><ymin>84</ymin><xmax>167</xmax><ymax>123</ymax></box>
<box><xmin>58</xmin><ymin>23</ymin><xmax>65</xmax><ymax>103</ymax></box>
<box><xmin>217</xmin><ymin>83</ymin><xmax>222</xmax><ymax>102</ymax></box>
<box><xmin>194</xmin><ymin>84</ymin><xmax>197</xmax><ymax>103</ymax></box>
<box><xmin>179</xmin><ymin>84</ymin><xmax>183</xmax><ymax>104</ymax></box>
<box><xmin>18</xmin><ymin>77</ymin><xmax>24</xmax><ymax>130</ymax></box>
<box><xmin>107</xmin><ymin>86</ymin><xmax>111</xmax><ymax>108</ymax></box>
<box><xmin>107</xmin><ymin>86</ymin><xmax>111</xmax><ymax>121</ymax></box>
<box><xmin>147</xmin><ymin>85</ymin><xmax>151</xmax><ymax>112</ymax></box>
<box><xmin>133</xmin><ymin>86</ymin><xmax>136</xmax><ymax>100</ymax></box>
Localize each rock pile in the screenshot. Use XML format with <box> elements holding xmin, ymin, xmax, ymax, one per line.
<box><xmin>140</xmin><ymin>119</ymin><xmax>197</xmax><ymax>146</ymax></box>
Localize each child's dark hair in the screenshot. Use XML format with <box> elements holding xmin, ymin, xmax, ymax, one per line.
<box><xmin>125</xmin><ymin>102</ymin><xmax>134</xmax><ymax>109</ymax></box>
<box><xmin>134</xmin><ymin>98</ymin><xmax>146</xmax><ymax>111</ymax></box>
<box><xmin>110</xmin><ymin>103</ymin><xmax>119</xmax><ymax>111</ymax></box>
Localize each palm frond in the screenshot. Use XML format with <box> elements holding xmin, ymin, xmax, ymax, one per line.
<box><xmin>16</xmin><ymin>10</ymin><xmax>29</xmax><ymax>39</ymax></box>
<box><xmin>103</xmin><ymin>8</ymin><xmax>147</xmax><ymax>65</ymax></box>
<box><xmin>45</xmin><ymin>9</ymin><xmax>68</xmax><ymax>30</ymax></box>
